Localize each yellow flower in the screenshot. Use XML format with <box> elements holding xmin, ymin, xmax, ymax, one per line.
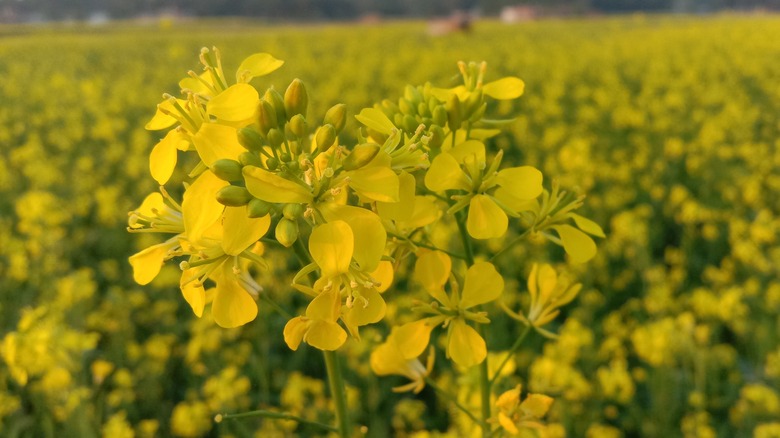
<box><xmin>494</xmin><ymin>384</ymin><xmax>554</xmax><ymax>436</ymax></box>
<box><xmin>394</xmin><ymin>251</ymin><xmax>504</xmax><ymax>367</ymax></box>
<box><xmin>504</xmin><ymin>263</ymin><xmax>581</xmax><ymax>338</ymax></box>
<box><xmin>370</xmin><ymin>328</ymin><xmax>434</xmax><ymax>394</ymax></box>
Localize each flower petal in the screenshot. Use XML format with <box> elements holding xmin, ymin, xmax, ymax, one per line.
<box><xmin>211</xmin><ymin>265</ymin><xmax>258</xmax><ymax>328</ymax></box>
<box><xmin>128</xmin><ymin>239</ymin><xmax>177</xmax><ymax>285</ymax></box>
<box><xmin>150</xmin><ymin>130</ymin><xmax>185</xmax><ymax>185</ymax></box>
<box><xmin>553</xmin><ymin>224</ymin><xmax>597</xmax><ymax>264</ymax></box>
<box><xmin>192</xmin><ymin>123</ymin><xmax>245</xmax><ymax>167</ymax></box>
<box><xmin>319</xmin><ymin>204</ymin><xmax>386</xmax><ymax>273</ymax></box>
<box><xmin>309</xmin><ymin>221</ymin><xmax>354</xmax><ymax>278</ymax></box>
<box><xmin>395</xmin><ymin>319</ymin><xmax>435</xmax><ymax>359</ymax></box>
<box><xmin>355</xmin><ymin>107</ymin><xmax>395</xmax><ymax>135</ymax></box>
<box><xmin>447</xmin><ymin>319</ymin><xmax>486</xmax><ymax>367</ymax></box>
<box><xmin>180</xmin><ymin>269</ymin><xmax>206</xmax><ymax>317</ymax></box>
<box><xmin>236</xmin><ymin>53</ymin><xmax>284</xmax><ymax>82</ymax></box>
<box><xmin>460</xmin><ymin>261</ymin><xmax>504</xmax><ymax>309</ymax></box>
<box><xmin>482</xmin><ymin>77</ymin><xmax>525</xmax><ymax>100</ymax></box>
<box><xmin>496</xmin><ymin>166</ymin><xmax>543</xmax><ymax>201</ymax></box>
<box><xmin>425</xmin><ymin>153</ymin><xmax>469</xmax><ymax>192</ymax></box>
<box><xmin>467</xmin><ymin>194</ymin><xmax>508</xmax><ymax>240</ymax></box>
<box><xmin>243</xmin><ymin>165</ymin><xmax>313</xmax><ymax>204</ymax></box>
<box><xmin>283</xmin><ymin>316</ymin><xmax>308</xmax><ymax>351</ymax></box>
<box><xmin>304</xmin><ymin>320</ymin><xmax>348</xmax><ymax>351</ymax></box>
<box><xmin>571</xmin><ymin>213</ymin><xmax>606</xmax><ymax>238</ymax></box>
<box><xmin>220</xmin><ymin>207</ymin><xmax>271</xmax><ymax>256</ymax></box>
<box><xmin>182</xmin><ymin>171</ymin><xmax>227</xmax><ymax>246</ymax></box>
<box><xmin>414</xmin><ymin>251</ymin><xmax>452</xmax><ymax>306</ymax></box>
<box><xmin>207</xmin><ymin>83</ymin><xmax>259</xmax><ymax>122</ymax></box>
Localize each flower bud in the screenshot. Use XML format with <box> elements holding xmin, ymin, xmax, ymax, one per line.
<box><xmin>402</xmin><ymin>114</ymin><xmax>418</xmax><ymax>133</ymax></box>
<box><xmin>468</xmin><ymin>102</ymin><xmax>487</xmax><ymax>123</ymax></box>
<box><xmin>399</xmin><ymin>98</ymin><xmax>414</xmax><ymax>115</ymax></box>
<box><xmin>211</xmin><ymin>159</ymin><xmax>243</xmax><ymax>182</ymax></box>
<box><xmin>247</xmin><ymin>198</ymin><xmax>272</xmax><ymax>218</ymax></box>
<box><xmin>323</xmin><ymin>103</ymin><xmax>347</xmax><ymax>133</ymax></box>
<box><xmin>257</xmin><ymin>100</ymin><xmax>278</xmax><ymax>135</ymax></box>
<box><xmin>238</xmin><ymin>127</ymin><xmax>264</xmax><ymax>152</ymax></box>
<box><xmin>289</xmin><ymin>114</ymin><xmax>307</xmax><ymax>137</ymax></box>
<box><xmin>265</xmin><ymin>157</ymin><xmax>279</xmax><ymax>170</ymax></box>
<box><xmin>343</xmin><ymin>143</ymin><xmax>380</xmax><ymax>171</ymax></box>
<box><xmin>217</xmin><ymin>185</ymin><xmax>253</xmax><ymax>206</ymax></box>
<box><xmin>446</xmin><ymin>94</ymin><xmax>462</xmax><ymax>131</ymax></box>
<box><xmin>315</xmin><ymin>124</ymin><xmax>337</xmax><ymax>153</ymax></box>
<box><xmin>417</xmin><ymin>102</ymin><xmax>431</xmax><ymax>118</ymax></box>
<box><xmin>239</xmin><ymin>151</ymin><xmax>264</xmax><ymax>168</ymax></box>
<box><xmin>432</xmin><ymin>105</ymin><xmax>448</xmax><ymax>127</ymax></box>
<box><xmin>264</xmin><ymin>88</ymin><xmax>287</xmax><ymax>124</ymax></box>
<box><xmin>465</xmin><ymin>88</ymin><xmax>483</xmax><ymax>115</ymax></box>
<box><xmin>428</xmin><ymin>125</ymin><xmax>445</xmax><ymax>150</ymax></box>
<box><xmin>275</xmin><ymin>217</ymin><xmax>298</xmax><ymax>247</ymax></box>
<box><xmin>284</xmin><ymin>78</ymin><xmax>308</xmax><ymax>118</ymax></box>
<box><xmin>267</xmin><ymin>128</ymin><xmax>285</xmax><ymax>149</ymax></box>
<box><xmin>283</xmin><ymin>203</ymin><xmax>304</xmax><ymax>220</ymax></box>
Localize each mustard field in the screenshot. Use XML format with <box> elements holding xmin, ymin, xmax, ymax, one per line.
<box><xmin>1</xmin><ymin>15</ymin><xmax>780</xmax><ymax>437</ymax></box>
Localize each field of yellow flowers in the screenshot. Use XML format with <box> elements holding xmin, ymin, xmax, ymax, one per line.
<box><xmin>1</xmin><ymin>14</ymin><xmax>779</xmax><ymax>437</ymax></box>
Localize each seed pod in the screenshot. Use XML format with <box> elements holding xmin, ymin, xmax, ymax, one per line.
<box><xmin>284</xmin><ymin>78</ymin><xmax>308</xmax><ymax>118</ymax></box>
<box><xmin>469</xmin><ymin>102</ymin><xmax>487</xmax><ymax>123</ymax></box>
<box><xmin>323</xmin><ymin>103</ymin><xmax>347</xmax><ymax>133</ymax></box>
<box><xmin>239</xmin><ymin>151</ymin><xmax>264</xmax><ymax>168</ymax></box>
<box><xmin>315</xmin><ymin>124</ymin><xmax>337</xmax><ymax>153</ymax></box>
<box><xmin>217</xmin><ymin>185</ymin><xmax>253</xmax><ymax>206</ymax></box>
<box><xmin>238</xmin><ymin>127</ymin><xmax>264</xmax><ymax>152</ymax></box>
<box><xmin>257</xmin><ymin>100</ymin><xmax>278</xmax><ymax>135</ymax></box>
<box><xmin>275</xmin><ymin>217</ymin><xmax>298</xmax><ymax>247</ymax></box>
<box><xmin>343</xmin><ymin>143</ymin><xmax>380</xmax><ymax>171</ymax></box>
<box><xmin>211</xmin><ymin>159</ymin><xmax>243</xmax><ymax>182</ymax></box>
<box><xmin>264</xmin><ymin>88</ymin><xmax>287</xmax><ymax>124</ymax></box>
<box><xmin>247</xmin><ymin>198</ymin><xmax>272</xmax><ymax>218</ymax></box>
<box><xmin>289</xmin><ymin>114</ymin><xmax>307</xmax><ymax>137</ymax></box>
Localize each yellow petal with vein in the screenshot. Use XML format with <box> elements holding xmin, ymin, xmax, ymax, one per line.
<box><xmin>460</xmin><ymin>261</ymin><xmax>504</xmax><ymax>309</ymax></box>
<box><xmin>182</xmin><ymin>171</ymin><xmax>227</xmax><ymax>247</ymax></box>
<box><xmin>243</xmin><ymin>165</ymin><xmax>313</xmax><ymax>204</ymax></box>
<box><xmin>128</xmin><ymin>240</ymin><xmax>176</xmax><ymax>285</ymax></box>
<box><xmin>496</xmin><ymin>166</ymin><xmax>543</xmax><ymax>200</ymax></box>
<box><xmin>192</xmin><ymin>123</ymin><xmax>245</xmax><ymax>167</ymax></box>
<box><xmin>447</xmin><ymin>319</ymin><xmax>486</xmax><ymax>368</ymax></box>
<box><xmin>309</xmin><ymin>221</ymin><xmax>353</xmax><ymax>278</ymax></box>
<box><xmin>304</xmin><ymin>320</ymin><xmax>347</xmax><ymax>351</ymax></box>
<box><xmin>220</xmin><ymin>207</ymin><xmax>270</xmax><ymax>256</ymax></box>
<box><xmin>482</xmin><ymin>77</ymin><xmax>525</xmax><ymax>100</ymax></box>
<box><xmin>553</xmin><ymin>224</ymin><xmax>597</xmax><ymax>264</ymax></box>
<box><xmin>207</xmin><ymin>83</ymin><xmax>259</xmax><ymax>122</ymax></box>
<box><xmin>467</xmin><ymin>194</ymin><xmax>507</xmax><ymax>240</ymax></box>
<box><xmin>211</xmin><ymin>267</ymin><xmax>258</xmax><ymax>328</ymax></box>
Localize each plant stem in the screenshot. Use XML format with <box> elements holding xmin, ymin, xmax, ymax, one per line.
<box><xmin>489</xmin><ymin>324</ymin><xmax>532</xmax><ymax>387</ymax></box>
<box><xmin>425</xmin><ymin>377</ymin><xmax>486</xmax><ymax>428</ymax></box>
<box><xmin>387</xmin><ymin>232</ymin><xmax>467</xmax><ymax>261</ymax></box>
<box><xmin>217</xmin><ymin>409</ymin><xmax>337</xmax><ymax>433</ymax></box>
<box><xmin>489</xmin><ymin>229</ymin><xmax>531</xmax><ymax>263</ymax></box>
<box><xmin>324</xmin><ymin>350</ymin><xmax>351</xmax><ymax>438</ymax></box>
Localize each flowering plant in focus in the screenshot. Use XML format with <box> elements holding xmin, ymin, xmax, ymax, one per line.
<box><xmin>128</xmin><ymin>47</ymin><xmax>603</xmax><ymax>437</ymax></box>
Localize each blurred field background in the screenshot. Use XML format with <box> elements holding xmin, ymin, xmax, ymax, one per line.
<box><xmin>1</xmin><ymin>12</ymin><xmax>780</xmax><ymax>438</ymax></box>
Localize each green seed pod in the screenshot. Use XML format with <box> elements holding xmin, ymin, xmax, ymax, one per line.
<box><xmin>238</xmin><ymin>127</ymin><xmax>264</xmax><ymax>152</ymax></box>
<box><xmin>211</xmin><ymin>159</ymin><xmax>244</xmax><ymax>182</ymax></box>
<box><xmin>446</xmin><ymin>94</ymin><xmax>462</xmax><ymax>131</ymax></box>
<box><xmin>284</xmin><ymin>78</ymin><xmax>308</xmax><ymax>118</ymax></box>
<box><xmin>402</xmin><ymin>114</ymin><xmax>418</xmax><ymax>133</ymax></box>
<box><xmin>275</xmin><ymin>217</ymin><xmax>299</xmax><ymax>247</ymax></box>
<box><xmin>247</xmin><ymin>198</ymin><xmax>272</xmax><ymax>218</ymax></box>
<box><xmin>432</xmin><ymin>105</ymin><xmax>448</xmax><ymax>127</ymax></box>
<box><xmin>267</xmin><ymin>128</ymin><xmax>285</xmax><ymax>149</ymax></box>
<box><xmin>315</xmin><ymin>124</ymin><xmax>337</xmax><ymax>153</ymax></box>
<box><xmin>264</xmin><ymin>88</ymin><xmax>287</xmax><ymax>124</ymax></box>
<box><xmin>343</xmin><ymin>143</ymin><xmax>380</xmax><ymax>171</ymax></box>
<box><xmin>323</xmin><ymin>103</ymin><xmax>347</xmax><ymax>133</ymax></box>
<box><xmin>283</xmin><ymin>203</ymin><xmax>304</xmax><ymax>220</ymax></box>
<box><xmin>239</xmin><ymin>151</ymin><xmax>264</xmax><ymax>168</ymax></box>
<box><xmin>469</xmin><ymin>102</ymin><xmax>487</xmax><ymax>123</ymax></box>
<box><xmin>217</xmin><ymin>185</ymin><xmax>253</xmax><ymax>207</ymax></box>
<box><xmin>289</xmin><ymin>114</ymin><xmax>307</xmax><ymax>137</ymax></box>
<box><xmin>257</xmin><ymin>100</ymin><xmax>278</xmax><ymax>136</ymax></box>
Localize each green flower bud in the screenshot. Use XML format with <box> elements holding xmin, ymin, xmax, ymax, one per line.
<box><xmin>343</xmin><ymin>143</ymin><xmax>380</xmax><ymax>171</ymax></box>
<box><xmin>266</xmin><ymin>157</ymin><xmax>279</xmax><ymax>170</ymax></box>
<box><xmin>402</xmin><ymin>114</ymin><xmax>418</xmax><ymax>133</ymax></box>
<box><xmin>323</xmin><ymin>103</ymin><xmax>347</xmax><ymax>133</ymax></box>
<box><xmin>428</xmin><ymin>125</ymin><xmax>445</xmax><ymax>150</ymax></box>
<box><xmin>264</xmin><ymin>88</ymin><xmax>287</xmax><ymax>124</ymax></box>
<box><xmin>238</xmin><ymin>127</ymin><xmax>264</xmax><ymax>152</ymax></box>
<box><xmin>257</xmin><ymin>100</ymin><xmax>278</xmax><ymax>135</ymax></box>
<box><xmin>418</xmin><ymin>102</ymin><xmax>431</xmax><ymax>118</ymax></box>
<box><xmin>446</xmin><ymin>94</ymin><xmax>462</xmax><ymax>131</ymax></box>
<box><xmin>399</xmin><ymin>98</ymin><xmax>414</xmax><ymax>115</ymax></box>
<box><xmin>393</xmin><ymin>113</ymin><xmax>404</xmax><ymax>128</ymax></box>
<box><xmin>284</xmin><ymin>78</ymin><xmax>308</xmax><ymax>118</ymax></box>
<box><xmin>381</xmin><ymin>99</ymin><xmax>400</xmax><ymax>117</ymax></box>
<box><xmin>432</xmin><ymin>105</ymin><xmax>448</xmax><ymax>127</ymax></box>
<box><xmin>469</xmin><ymin>102</ymin><xmax>487</xmax><ymax>123</ymax></box>
<box><xmin>217</xmin><ymin>185</ymin><xmax>253</xmax><ymax>207</ymax></box>
<box><xmin>465</xmin><ymin>88</ymin><xmax>483</xmax><ymax>115</ymax></box>
<box><xmin>267</xmin><ymin>128</ymin><xmax>285</xmax><ymax>149</ymax></box>
<box><xmin>289</xmin><ymin>114</ymin><xmax>307</xmax><ymax>137</ymax></box>
<box><xmin>315</xmin><ymin>124</ymin><xmax>337</xmax><ymax>153</ymax></box>
<box><xmin>239</xmin><ymin>151</ymin><xmax>264</xmax><ymax>168</ymax></box>
<box><xmin>211</xmin><ymin>159</ymin><xmax>243</xmax><ymax>182</ymax></box>
<box><xmin>247</xmin><ymin>198</ymin><xmax>273</xmax><ymax>218</ymax></box>
<box><xmin>283</xmin><ymin>203</ymin><xmax>304</xmax><ymax>220</ymax></box>
<box><xmin>275</xmin><ymin>217</ymin><xmax>299</xmax><ymax>247</ymax></box>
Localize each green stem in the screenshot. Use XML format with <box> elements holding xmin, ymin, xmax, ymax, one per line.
<box><xmin>489</xmin><ymin>229</ymin><xmax>531</xmax><ymax>263</ymax></box>
<box><xmin>489</xmin><ymin>324</ymin><xmax>532</xmax><ymax>387</ymax></box>
<box><xmin>387</xmin><ymin>232</ymin><xmax>467</xmax><ymax>261</ymax></box>
<box><xmin>455</xmin><ymin>211</ymin><xmax>475</xmax><ymax>266</ymax></box>
<box><xmin>324</xmin><ymin>350</ymin><xmax>351</xmax><ymax>437</ymax></box>
<box><xmin>425</xmin><ymin>377</ymin><xmax>485</xmax><ymax>429</ymax></box>
<box><xmin>217</xmin><ymin>409</ymin><xmax>337</xmax><ymax>433</ymax></box>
